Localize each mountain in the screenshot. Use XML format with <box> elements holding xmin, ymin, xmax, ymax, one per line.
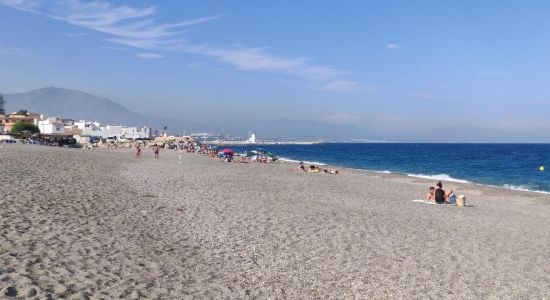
<box><xmin>2</xmin><ymin>87</ymin><xmax>190</xmax><ymax>131</ymax></box>
<box><xmin>6</xmin><ymin>87</ymin><xmax>540</xmax><ymax>142</ymax></box>
<box><xmin>0</xmin><ymin>87</ymin><xmax>371</xmax><ymax>139</ymax></box>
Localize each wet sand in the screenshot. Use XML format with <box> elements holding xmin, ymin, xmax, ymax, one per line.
<box><xmin>1</xmin><ymin>144</ymin><xmax>549</xmax><ymax>299</ymax></box>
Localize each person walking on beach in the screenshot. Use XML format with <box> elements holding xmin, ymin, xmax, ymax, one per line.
<box><xmin>135</xmin><ymin>145</ymin><xmax>141</xmax><ymax>158</ymax></box>
<box><xmin>434</xmin><ymin>181</ymin><xmax>446</xmax><ymax>204</ymax></box>
<box><xmin>152</xmin><ymin>144</ymin><xmax>160</xmax><ymax>160</ymax></box>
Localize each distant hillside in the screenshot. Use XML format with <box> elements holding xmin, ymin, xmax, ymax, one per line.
<box><xmin>0</xmin><ymin>87</ymin><xmax>370</xmax><ymax>139</ymax></box>
<box><xmin>4</xmin><ymin>87</ymin><xmax>148</xmax><ymax>126</ymax></box>
<box><xmin>1</xmin><ymin>87</ymin><xmax>188</xmax><ymax>131</ymax></box>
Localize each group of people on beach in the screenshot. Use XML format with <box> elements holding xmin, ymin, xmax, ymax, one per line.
<box><xmin>137</xmin><ymin>142</ymin><xmax>279</xmax><ymax>164</ymax></box>
<box><xmin>295</xmin><ymin>162</ymin><xmax>339</xmax><ymax>174</ymax></box>
<box><xmin>425</xmin><ymin>181</ymin><xmax>456</xmax><ymax>204</ymax></box>
<box><xmin>134</xmin><ymin>144</ymin><xmax>159</xmax><ymax>159</ymax></box>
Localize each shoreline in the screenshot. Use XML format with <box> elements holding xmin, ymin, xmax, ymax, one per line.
<box><xmin>40</xmin><ymin>144</ymin><xmax>550</xmax><ymax>196</ymax></box>
<box><xmin>59</xmin><ymin>144</ymin><xmax>550</xmax><ymax>200</ymax></box>
<box><xmin>269</xmin><ymin>154</ymin><xmax>550</xmax><ymax>196</ymax></box>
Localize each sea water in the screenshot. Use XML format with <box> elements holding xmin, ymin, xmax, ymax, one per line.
<box><xmin>229</xmin><ymin>143</ymin><xmax>550</xmax><ymax>194</ymax></box>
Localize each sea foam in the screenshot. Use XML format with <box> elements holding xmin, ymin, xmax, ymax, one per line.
<box><xmin>373</xmin><ymin>170</ymin><xmax>392</xmax><ymax>174</ymax></box>
<box><xmin>406</xmin><ymin>173</ymin><xmax>470</xmax><ymax>183</ymax></box>
<box><xmin>278</xmin><ymin>157</ymin><xmax>327</xmax><ymax>166</ymax></box>
<box><xmin>501</xmin><ymin>184</ymin><xmax>550</xmax><ymax>195</ymax></box>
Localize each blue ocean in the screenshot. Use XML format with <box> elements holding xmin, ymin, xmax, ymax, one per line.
<box><xmin>230</xmin><ymin>143</ymin><xmax>550</xmax><ymax>194</ymax></box>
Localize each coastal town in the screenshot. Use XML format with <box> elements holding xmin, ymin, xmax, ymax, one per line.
<box><xmin>0</xmin><ymin>106</ymin><xmax>249</xmax><ymax>147</ymax></box>
<box><xmin>0</xmin><ymin>109</ymin><xmax>154</xmax><ymax>145</ymax></box>
<box><xmin>0</xmin><ymin>108</ymin><xmax>323</xmax><ymax>148</ymax></box>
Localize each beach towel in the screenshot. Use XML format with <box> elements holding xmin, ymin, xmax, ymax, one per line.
<box><xmin>412</xmin><ymin>199</ymin><xmax>437</xmax><ymax>205</ymax></box>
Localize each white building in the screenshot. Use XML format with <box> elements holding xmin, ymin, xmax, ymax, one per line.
<box><xmin>103</xmin><ymin>125</ymin><xmax>124</xmax><ymax>137</ymax></box>
<box><xmin>37</xmin><ymin>117</ymin><xmax>65</xmax><ymax>135</ymax></box>
<box><xmin>73</xmin><ymin>120</ymin><xmax>152</xmax><ymax>139</ymax></box>
<box><xmin>120</xmin><ymin>126</ymin><xmax>151</xmax><ymax>139</ymax></box>
<box><xmin>74</xmin><ymin>120</ymin><xmax>102</xmax><ymax>137</ymax></box>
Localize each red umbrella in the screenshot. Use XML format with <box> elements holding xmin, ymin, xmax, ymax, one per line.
<box><xmin>222</xmin><ymin>148</ymin><xmax>234</xmax><ymax>154</ymax></box>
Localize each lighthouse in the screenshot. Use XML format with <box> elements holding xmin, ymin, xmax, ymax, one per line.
<box><xmin>247</xmin><ymin>131</ymin><xmax>256</xmax><ymax>144</ymax></box>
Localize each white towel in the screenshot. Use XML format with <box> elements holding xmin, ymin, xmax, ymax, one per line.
<box><xmin>412</xmin><ymin>199</ymin><xmax>437</xmax><ymax>205</ymax></box>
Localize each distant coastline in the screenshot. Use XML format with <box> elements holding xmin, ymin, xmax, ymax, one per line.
<box><xmin>208</xmin><ymin>141</ymin><xmax>324</xmax><ymax>146</ymax></box>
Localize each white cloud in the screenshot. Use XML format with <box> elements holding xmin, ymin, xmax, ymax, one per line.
<box><xmin>173</xmin><ymin>15</ymin><xmax>221</xmax><ymax>27</ymax></box>
<box><xmin>137</xmin><ymin>52</ymin><xmax>163</xmax><ymax>59</ymax></box>
<box><xmin>0</xmin><ymin>44</ymin><xmax>34</xmax><ymax>58</ymax></box>
<box><xmin>1</xmin><ymin>0</ymin><xmax>367</xmax><ymax>93</ymax></box>
<box><xmin>386</xmin><ymin>43</ymin><xmax>403</xmax><ymax>50</ymax></box>
<box><xmin>181</xmin><ymin>46</ymin><xmax>343</xmax><ymax>80</ymax></box>
<box><xmin>100</xmin><ymin>46</ymin><xmax>128</xmax><ymax>51</ymax></box>
<box><xmin>0</xmin><ymin>0</ymin><xmax>39</xmax><ymax>12</ymax></box>
<box><xmin>317</xmin><ymin>80</ymin><xmax>361</xmax><ymax>93</ymax></box>
<box><xmin>201</xmin><ymin>47</ymin><xmax>309</xmax><ymax>71</ymax></box>
<box><xmin>186</xmin><ymin>62</ymin><xmax>203</xmax><ymax>69</ymax></box>
<box><xmin>1</xmin><ymin>0</ymin><xmax>218</xmax><ymax>49</ymax></box>
<box><xmin>174</xmin><ymin>44</ymin><xmax>353</xmax><ymax>86</ymax></box>
<box><xmin>298</xmin><ymin>65</ymin><xmax>346</xmax><ymax>81</ymax></box>
<box><xmin>64</xmin><ymin>32</ymin><xmax>87</xmax><ymax>37</ymax></box>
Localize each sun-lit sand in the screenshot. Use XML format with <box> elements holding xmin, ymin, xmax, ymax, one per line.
<box><xmin>1</xmin><ymin>144</ymin><xmax>549</xmax><ymax>299</ymax></box>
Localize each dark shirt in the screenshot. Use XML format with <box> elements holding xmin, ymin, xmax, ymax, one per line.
<box><xmin>435</xmin><ymin>188</ymin><xmax>446</xmax><ymax>204</ymax></box>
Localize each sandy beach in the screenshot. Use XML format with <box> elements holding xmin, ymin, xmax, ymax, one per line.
<box><xmin>1</xmin><ymin>144</ymin><xmax>549</xmax><ymax>299</ymax></box>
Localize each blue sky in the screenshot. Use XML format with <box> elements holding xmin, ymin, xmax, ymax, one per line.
<box><xmin>1</xmin><ymin>0</ymin><xmax>550</xmax><ymax>140</ymax></box>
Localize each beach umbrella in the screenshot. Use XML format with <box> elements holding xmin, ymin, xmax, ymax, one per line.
<box><xmin>222</xmin><ymin>148</ymin><xmax>234</xmax><ymax>155</ymax></box>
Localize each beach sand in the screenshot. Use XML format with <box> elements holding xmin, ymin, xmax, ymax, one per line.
<box><xmin>1</xmin><ymin>144</ymin><xmax>549</xmax><ymax>299</ymax></box>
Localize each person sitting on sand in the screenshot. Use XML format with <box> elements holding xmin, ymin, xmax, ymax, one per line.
<box><xmin>290</xmin><ymin>162</ymin><xmax>307</xmax><ymax>172</ymax></box>
<box><xmin>447</xmin><ymin>189</ymin><xmax>456</xmax><ymax>205</ymax></box>
<box><xmin>434</xmin><ymin>181</ymin><xmax>446</xmax><ymax>204</ymax></box>
<box><xmin>426</xmin><ymin>186</ymin><xmax>435</xmax><ymax>202</ymax></box>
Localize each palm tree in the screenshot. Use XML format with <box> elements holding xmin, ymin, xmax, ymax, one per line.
<box><xmin>0</xmin><ymin>94</ymin><xmax>5</xmax><ymax>115</ymax></box>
